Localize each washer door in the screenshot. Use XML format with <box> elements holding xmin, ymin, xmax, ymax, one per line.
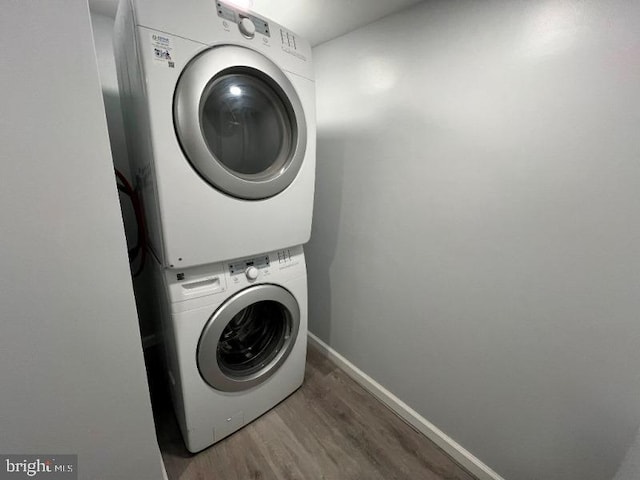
<box><xmin>174</xmin><ymin>45</ymin><xmax>307</xmax><ymax>200</ymax></box>
<box><xmin>197</xmin><ymin>284</ymin><xmax>300</xmax><ymax>392</ymax></box>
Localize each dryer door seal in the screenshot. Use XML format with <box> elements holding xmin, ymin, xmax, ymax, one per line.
<box><xmin>174</xmin><ymin>45</ymin><xmax>307</xmax><ymax>200</ymax></box>
<box><xmin>197</xmin><ymin>284</ymin><xmax>300</xmax><ymax>392</ymax></box>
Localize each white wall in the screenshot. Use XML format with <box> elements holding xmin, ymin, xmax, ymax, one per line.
<box><xmin>0</xmin><ymin>1</ymin><xmax>164</xmax><ymax>478</ymax></box>
<box><xmin>309</xmin><ymin>1</ymin><xmax>640</xmax><ymax>479</ymax></box>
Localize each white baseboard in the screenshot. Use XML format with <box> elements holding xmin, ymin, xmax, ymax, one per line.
<box><xmin>307</xmin><ymin>332</ymin><xmax>505</xmax><ymax>480</ymax></box>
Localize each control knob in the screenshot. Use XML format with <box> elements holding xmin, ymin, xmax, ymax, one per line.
<box><xmin>245</xmin><ymin>266</ymin><xmax>259</xmax><ymax>281</ymax></box>
<box><xmin>238</xmin><ymin>17</ymin><xmax>256</xmax><ymax>38</ymax></box>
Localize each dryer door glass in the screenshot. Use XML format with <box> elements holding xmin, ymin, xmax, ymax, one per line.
<box><xmin>174</xmin><ymin>45</ymin><xmax>308</xmax><ymax>200</ymax></box>
<box><xmin>197</xmin><ymin>284</ymin><xmax>300</xmax><ymax>392</ymax></box>
<box><xmin>201</xmin><ymin>73</ymin><xmax>293</xmax><ymax>176</ymax></box>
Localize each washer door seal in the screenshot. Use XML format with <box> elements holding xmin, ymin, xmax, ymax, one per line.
<box><xmin>174</xmin><ymin>45</ymin><xmax>307</xmax><ymax>200</ymax></box>
<box><xmin>197</xmin><ymin>284</ymin><xmax>300</xmax><ymax>392</ymax></box>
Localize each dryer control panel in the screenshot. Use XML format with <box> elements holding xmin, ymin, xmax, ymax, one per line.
<box><xmin>216</xmin><ymin>1</ymin><xmax>271</xmax><ymax>38</ymax></box>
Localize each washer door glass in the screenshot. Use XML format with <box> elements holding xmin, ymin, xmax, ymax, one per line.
<box><xmin>174</xmin><ymin>45</ymin><xmax>307</xmax><ymax>200</ymax></box>
<box><xmin>197</xmin><ymin>284</ymin><xmax>300</xmax><ymax>392</ymax></box>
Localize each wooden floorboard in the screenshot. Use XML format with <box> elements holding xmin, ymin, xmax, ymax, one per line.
<box><xmin>151</xmin><ymin>344</ymin><xmax>477</xmax><ymax>480</ymax></box>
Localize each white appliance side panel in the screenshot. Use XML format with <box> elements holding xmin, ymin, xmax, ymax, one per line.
<box><xmin>149</xmin><ymin>258</ymin><xmax>190</xmax><ymax>444</ymax></box>
<box><xmin>137</xmin><ymin>30</ymin><xmax>316</xmax><ymax>268</ymax></box>
<box><xmin>114</xmin><ymin>2</ymin><xmax>167</xmax><ymax>264</ymax></box>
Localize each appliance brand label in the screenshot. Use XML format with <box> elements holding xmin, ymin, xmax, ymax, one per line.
<box><xmin>150</xmin><ymin>32</ymin><xmax>174</xmax><ymax>68</ymax></box>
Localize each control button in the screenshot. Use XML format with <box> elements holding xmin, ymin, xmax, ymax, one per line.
<box><xmin>238</xmin><ymin>17</ymin><xmax>256</xmax><ymax>38</ymax></box>
<box><xmin>245</xmin><ymin>266</ymin><xmax>259</xmax><ymax>280</ymax></box>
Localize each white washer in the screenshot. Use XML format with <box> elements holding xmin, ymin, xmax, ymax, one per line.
<box><xmin>152</xmin><ymin>245</ymin><xmax>308</xmax><ymax>452</ymax></box>
<box><xmin>114</xmin><ymin>0</ymin><xmax>316</xmax><ymax>269</ymax></box>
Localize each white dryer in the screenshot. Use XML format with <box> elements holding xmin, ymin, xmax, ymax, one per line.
<box><xmin>114</xmin><ymin>0</ymin><xmax>316</xmax><ymax>269</ymax></box>
<box><xmin>152</xmin><ymin>245</ymin><xmax>308</xmax><ymax>452</ymax></box>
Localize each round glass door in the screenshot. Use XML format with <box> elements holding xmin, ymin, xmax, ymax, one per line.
<box><xmin>174</xmin><ymin>46</ymin><xmax>307</xmax><ymax>200</ymax></box>
<box><xmin>197</xmin><ymin>284</ymin><xmax>300</xmax><ymax>392</ymax></box>
<box><xmin>201</xmin><ymin>73</ymin><xmax>293</xmax><ymax>177</ymax></box>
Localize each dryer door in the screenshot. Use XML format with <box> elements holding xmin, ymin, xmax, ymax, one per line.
<box><xmin>197</xmin><ymin>284</ymin><xmax>300</xmax><ymax>392</ymax></box>
<box><xmin>174</xmin><ymin>45</ymin><xmax>307</xmax><ymax>200</ymax></box>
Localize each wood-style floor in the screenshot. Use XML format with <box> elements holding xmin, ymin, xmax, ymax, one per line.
<box><xmin>151</xmin><ymin>344</ymin><xmax>476</xmax><ymax>480</ymax></box>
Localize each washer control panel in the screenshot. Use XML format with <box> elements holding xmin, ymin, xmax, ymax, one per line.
<box><xmin>216</xmin><ymin>1</ymin><xmax>271</xmax><ymax>38</ymax></box>
<box><xmin>226</xmin><ymin>246</ymin><xmax>305</xmax><ymax>286</ymax></box>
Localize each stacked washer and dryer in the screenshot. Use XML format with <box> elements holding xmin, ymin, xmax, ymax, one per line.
<box><xmin>113</xmin><ymin>0</ymin><xmax>315</xmax><ymax>453</ymax></box>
